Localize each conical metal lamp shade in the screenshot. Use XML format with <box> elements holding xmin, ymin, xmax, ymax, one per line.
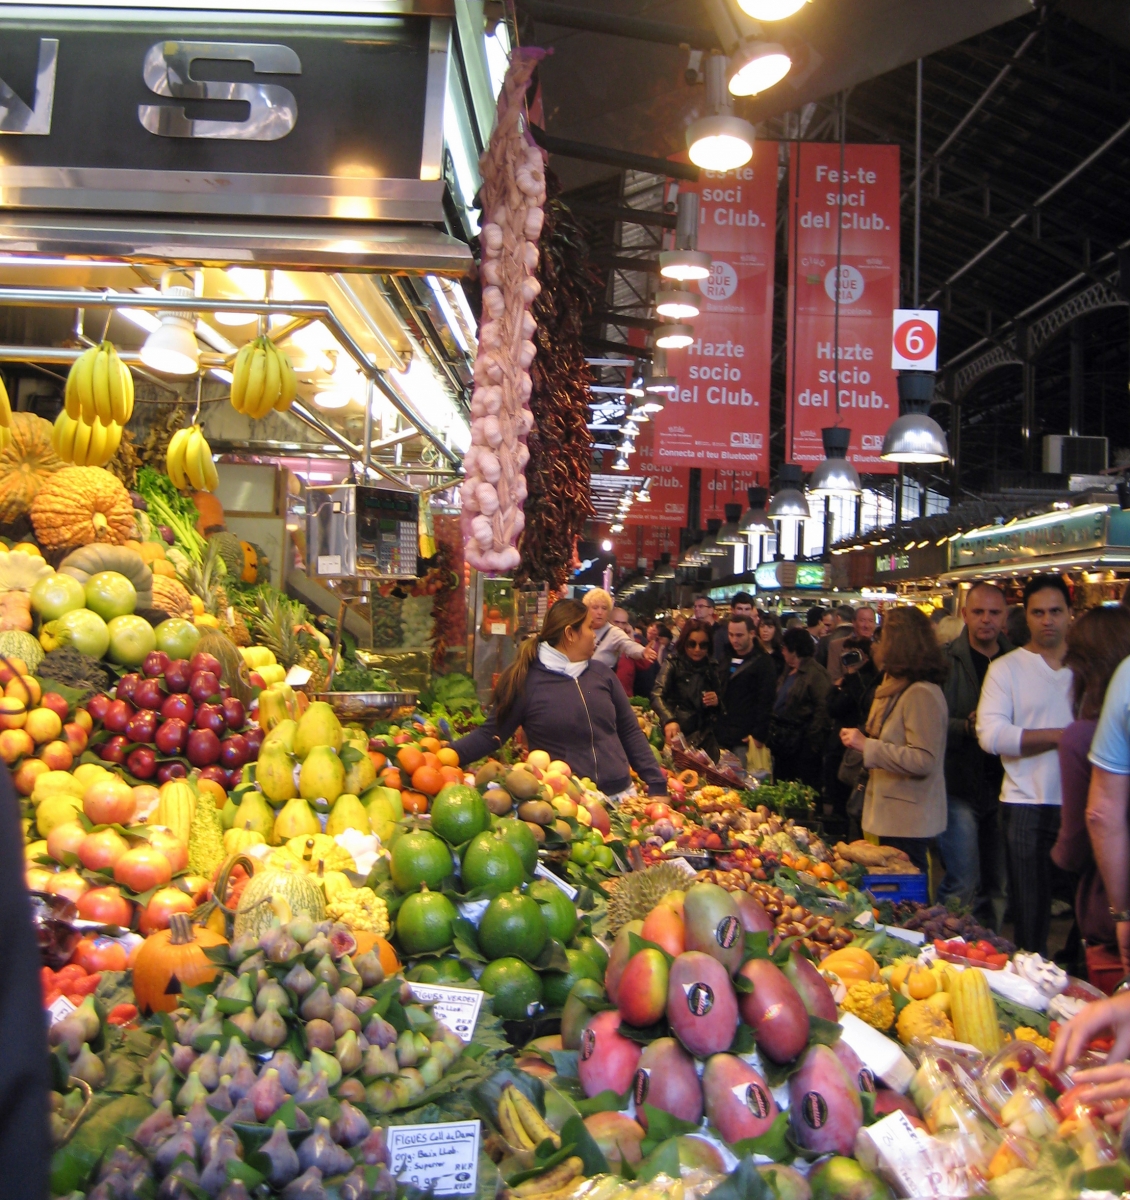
<box><xmin>740</xmin><ymin>487</ymin><xmax>773</xmax><ymax>533</ymax></box>
<box><xmin>767</xmin><ymin>464</ymin><xmax>811</xmax><ymax>519</ymax></box>
<box><xmin>717</xmin><ymin>503</ymin><xmax>745</xmax><ymax>545</ymax></box>
<box><xmin>881</xmin><ymin>414</ymin><xmax>949</xmax><ymax>464</ymax></box>
<box><xmin>808</xmin><ymin>427</ymin><xmax>861</xmax><ymax>496</ymax></box>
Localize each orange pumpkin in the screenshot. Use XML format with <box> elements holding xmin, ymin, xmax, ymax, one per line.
<box><xmin>239</xmin><ymin>540</ymin><xmax>257</xmax><ymax>584</ymax></box>
<box><xmin>193</xmin><ymin>491</ymin><xmax>225</xmax><ymax>536</ymax></box>
<box><xmin>353</xmin><ymin>932</ymin><xmax>401</xmax><ymax>977</ymax></box>
<box><xmin>131</xmin><ymin>912</ymin><xmax>228</xmax><ymax>1014</ymax></box>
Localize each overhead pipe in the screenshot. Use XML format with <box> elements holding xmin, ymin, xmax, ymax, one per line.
<box><xmin>529</xmin><ymin>125</ymin><xmax>700</xmax><ymax>182</ymax></box>
<box><xmin>0</xmin><ymin>285</ymin><xmax>459</xmax><ymax>465</ymax></box>
<box><xmin>515</xmin><ymin>0</ymin><xmax>721</xmax><ymax>50</ymax></box>
<box><xmin>290</xmin><ymin>402</ymin><xmax>412</xmax><ymax>490</ymax></box>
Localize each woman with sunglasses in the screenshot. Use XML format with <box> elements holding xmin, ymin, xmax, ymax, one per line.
<box><xmin>651</xmin><ymin>619</ymin><xmax>724</xmax><ymax>760</ymax></box>
<box><xmin>453</xmin><ymin>599</ymin><xmax>667</xmax><ymax>800</ymax></box>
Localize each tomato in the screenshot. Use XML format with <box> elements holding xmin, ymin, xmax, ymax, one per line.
<box><xmin>989</xmin><ymin>953</ymin><xmax>1009</xmax><ymax>968</ymax></box>
<box><xmin>72</xmin><ymin>936</ymin><xmax>127</xmax><ymax>973</ymax></box>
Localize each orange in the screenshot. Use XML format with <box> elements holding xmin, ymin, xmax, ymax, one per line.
<box><xmin>375</xmin><ymin>936</ymin><xmax>401</xmax><ymax>976</ymax></box>
<box><xmin>380</xmin><ymin>768</ymin><xmax>403</xmax><ymax>790</ymax></box>
<box><xmin>439</xmin><ymin>764</ymin><xmax>463</xmax><ymax>785</ymax></box>
<box><xmin>419</xmin><ymin>736</ymin><xmax>441</xmax><ymax>753</ymax></box>
<box><xmin>369</xmin><ymin>750</ymin><xmax>387</xmax><ymax>773</ymax></box>
<box><xmin>196</xmin><ymin>778</ymin><xmax>226</xmax><ymax>808</ymax></box>
<box><xmin>397</xmin><ymin>745</ymin><xmax>425</xmax><ymax>775</ymax></box>
<box><xmin>422</xmin><ymin>751</ymin><xmax>440</xmax><ymax>769</ymax></box>
<box><xmin>411</xmin><ymin>765</ymin><xmax>444</xmax><ymax>796</ymax></box>
<box><xmin>402</xmin><ymin>790</ymin><xmax>429</xmax><ymax>815</ymax></box>
<box><xmin>437</xmin><ymin>747</ymin><xmax>460</xmax><ymax>767</ymax></box>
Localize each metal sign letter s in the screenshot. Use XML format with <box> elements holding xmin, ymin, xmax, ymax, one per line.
<box><xmin>0</xmin><ymin>39</ymin><xmax>59</xmax><ymax>135</ymax></box>
<box><xmin>139</xmin><ymin>41</ymin><xmax>300</xmax><ymax>141</ymax></box>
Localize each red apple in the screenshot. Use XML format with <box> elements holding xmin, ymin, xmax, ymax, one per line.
<box><xmin>219</xmin><ymin>684</ymin><xmax>232</xmax><ymax>700</ymax></box>
<box><xmin>163</xmin><ymin>660</ymin><xmax>192</xmax><ymax>694</ymax></box>
<box><xmin>198</xmin><ymin>765</ymin><xmax>228</xmax><ymax>789</ymax></box>
<box><xmin>115</xmin><ymin>674</ymin><xmax>141</xmax><ymax>704</ymax></box>
<box><xmin>194</xmin><ymin>703</ymin><xmax>226</xmax><ymax>736</ymax></box>
<box><xmin>103</xmin><ymin>699</ymin><xmax>135</xmax><ymax>734</ymax></box>
<box><xmin>225</xmin><ymin>767</ymin><xmax>243</xmax><ymax>789</ymax></box>
<box><xmin>220</xmin><ymin>697</ymin><xmax>246</xmax><ymax>731</ymax></box>
<box><xmin>126</xmin><ymin>709</ymin><xmax>159</xmax><ymax>744</ymax></box>
<box><xmin>77</xmin><ymin>828</ymin><xmax>130</xmax><ymax>872</ymax></box>
<box><xmin>76</xmin><ymin>887</ymin><xmax>133</xmax><ymax>926</ymax></box>
<box><xmin>189</xmin><ymin>652</ymin><xmax>222</xmax><ymax>678</ymax></box>
<box><xmin>154</xmin><ymin>717</ymin><xmax>188</xmax><ymax>755</ymax></box>
<box><xmin>143</xmin><ymin>651</ymin><xmax>170</xmax><ymax>678</ymax></box>
<box><xmin>127</xmin><ymin>747</ymin><xmax>158</xmax><ymax>779</ymax></box>
<box><xmin>189</xmin><ymin>671</ymin><xmax>220</xmax><ymax>705</ymax></box>
<box><xmin>160</xmin><ymin>693</ymin><xmax>194</xmax><ymax>724</ymax></box>
<box><xmin>40</xmin><ymin>693</ymin><xmax>70</xmax><ymax>722</ymax></box>
<box><xmin>86</xmin><ymin>693</ymin><xmax>112</xmax><ymax>723</ymax></box>
<box><xmin>219</xmin><ymin>734</ymin><xmax>249</xmax><ymax>770</ymax></box>
<box><xmin>244</xmin><ymin>727</ymin><xmax>264</xmax><ymax>760</ymax></box>
<box><xmin>156</xmin><ymin>761</ymin><xmax>188</xmax><ymax>785</ymax></box>
<box><xmin>98</xmin><ymin>735</ymin><xmax>130</xmax><ymax>764</ymax></box>
<box><xmin>132</xmin><ymin>677</ymin><xmax>165</xmax><ymax>712</ymax></box>
<box><xmin>146</xmin><ymin>828</ymin><xmax>188</xmax><ymax>873</ymax></box>
<box><xmin>186</xmin><ymin>728</ymin><xmax>221</xmax><ymax>767</ymax></box>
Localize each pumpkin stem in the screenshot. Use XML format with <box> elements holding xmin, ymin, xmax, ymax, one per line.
<box><xmin>303</xmin><ymin>839</ymin><xmax>315</xmax><ymax>863</ymax></box>
<box><xmin>168</xmin><ymin>912</ymin><xmax>194</xmax><ymax>945</ymax></box>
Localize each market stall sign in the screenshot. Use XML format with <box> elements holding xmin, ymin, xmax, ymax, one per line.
<box><xmin>0</xmin><ymin>9</ymin><xmax>448</xmax><ymax>220</ymax></box>
<box><xmin>754</xmin><ymin>561</ymin><xmax>826</xmax><ymax>589</ymax></box>
<box><xmin>874</xmin><ymin>543</ymin><xmax>948</xmax><ymax>582</ymax></box>
<box><xmin>950</xmin><ymin>506</ymin><xmax>1109</xmax><ymax>569</ymax></box>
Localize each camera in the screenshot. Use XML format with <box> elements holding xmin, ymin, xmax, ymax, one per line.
<box><xmin>841</xmin><ymin>648</ymin><xmax>865</xmax><ymax>668</ymax></box>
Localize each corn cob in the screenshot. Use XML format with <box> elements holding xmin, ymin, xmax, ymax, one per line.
<box><xmin>951</xmin><ymin>967</ymin><xmax>1002</xmax><ymax>1055</ymax></box>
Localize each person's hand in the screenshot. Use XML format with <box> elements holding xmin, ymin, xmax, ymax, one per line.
<box><xmin>702</xmin><ymin>691</ymin><xmax>719</xmax><ymax>708</ymax></box>
<box><xmin>1051</xmin><ymin>992</ymin><xmax>1130</xmax><ymax>1071</ymax></box>
<box><xmin>641</xmin><ymin>646</ymin><xmax>657</xmax><ymax>665</ymax></box>
<box><xmin>840</xmin><ymin>727</ymin><xmax>866</xmax><ymax>752</ymax></box>
<box><xmin>664</xmin><ymin>721</ymin><xmax>681</xmax><ymax>745</ymax></box>
<box><xmin>1118</xmin><ymin>922</ymin><xmax>1130</xmax><ymax>976</ymax></box>
<box><xmin>1069</xmin><ymin>1062</ymin><xmax>1130</xmax><ymax>1114</ymax></box>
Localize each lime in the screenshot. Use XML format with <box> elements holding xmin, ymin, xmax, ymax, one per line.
<box><xmin>542</xmin><ymin>947</ymin><xmax>603</xmax><ymax>1008</ymax></box>
<box><xmin>592</xmin><ymin>845</ymin><xmax>615</xmax><ymax>870</ymax></box>
<box><xmin>461</xmin><ymin>830</ymin><xmax>526</xmax><ymax>897</ymax></box>
<box><xmin>586</xmin><ymin>830</ymin><xmax>604</xmax><ymax>844</ymax></box>
<box><xmin>479</xmin><ymin>890</ymin><xmax>547</xmax><ymax>962</ymax></box>
<box><xmin>494</xmin><ymin>817</ymin><xmax>539</xmax><ymax>876</ymax></box>
<box><xmin>479</xmin><ymin>957</ymin><xmax>543</xmax><ymax>1020</ymax></box>
<box><xmin>430</xmin><ymin>785</ymin><xmax>489</xmax><ymax>846</ymax></box>
<box><xmin>570</xmin><ymin>841</ymin><xmax>595</xmax><ymax>865</ymax></box>
<box><xmin>529</xmin><ymin>878</ymin><xmax>579</xmax><ymax>943</ymax></box>
<box><xmin>407</xmin><ymin>956</ymin><xmax>474</xmax><ymax>984</ymax></box>
<box><xmin>396</xmin><ymin>887</ymin><xmax>457</xmax><ymax>955</ymax></box>
<box><xmin>572</xmin><ymin>935</ymin><xmax>608</xmax><ymax>973</ymax></box>
<box><xmin>391</xmin><ymin>829</ymin><xmax>455</xmax><ymax>892</ymax></box>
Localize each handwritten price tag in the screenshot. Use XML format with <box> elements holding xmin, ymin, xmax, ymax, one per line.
<box><xmin>387</xmin><ymin>1119</ymin><xmax>480</xmax><ymax>1196</ymax></box>
<box><xmin>47</xmin><ymin>996</ymin><xmax>76</xmax><ymax>1026</ymax></box>
<box><xmin>407</xmin><ymin>982</ymin><xmax>484</xmax><ymax>1043</ymax></box>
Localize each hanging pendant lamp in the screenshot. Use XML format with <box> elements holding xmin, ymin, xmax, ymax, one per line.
<box><xmin>882</xmin><ymin>371</ymin><xmax>949</xmax><ymax>463</ymax></box>
<box><xmin>767</xmin><ymin>463</ymin><xmax>811</xmax><ymax>519</ymax></box>
<box><xmin>808</xmin><ymin>427</ymin><xmax>862</xmax><ymax>497</ymax></box>
<box><xmin>739</xmin><ymin>486</ymin><xmax>774</xmax><ymax>534</ymax></box>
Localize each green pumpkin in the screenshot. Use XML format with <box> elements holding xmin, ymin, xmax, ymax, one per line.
<box><xmin>232</xmin><ymin>865</ymin><xmax>326</xmax><ymax>939</ymax></box>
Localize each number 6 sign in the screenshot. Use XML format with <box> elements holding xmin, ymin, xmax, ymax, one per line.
<box><xmin>891</xmin><ymin>309</ymin><xmax>939</xmax><ymax>371</ymax></box>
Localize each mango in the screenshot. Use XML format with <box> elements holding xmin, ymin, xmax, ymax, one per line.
<box><xmin>342</xmin><ymin>751</ymin><xmax>376</xmax><ymax>796</ymax></box>
<box><xmin>702</xmin><ymin>1053</ymin><xmax>778</xmax><ymax>1143</ymax></box>
<box><xmin>582</xmin><ymin>1112</ymin><xmax>645</xmax><ymax>1167</ymax></box>
<box><xmin>787</xmin><ymin>1045</ymin><xmax>863</xmax><ymax>1157</ymax></box>
<box><xmin>617</xmin><ymin>948</ymin><xmax>668</xmax><ymax>1028</ymax></box>
<box><xmin>578</xmin><ymin>1010</ymin><xmax>641</xmax><ymax>1100</ymax></box>
<box><xmin>633</xmin><ymin>1037</ymin><xmax>702</xmax><ymax>1128</ymax></box>
<box><xmin>294</xmin><ymin>701</ymin><xmax>343</xmax><ymax>758</ymax></box>
<box><xmin>298</xmin><ymin>745</ymin><xmax>345</xmax><ymax>805</ymax></box>
<box><xmin>758</xmin><ymin>1165</ymin><xmax>812</xmax><ymax>1200</ymax></box>
<box><xmin>782</xmin><ymin>950</ymin><xmax>838</xmax><ymax>1023</ymax></box>
<box><xmin>808</xmin><ymin>1156</ymin><xmax>893</xmax><ymax>1200</ymax></box>
<box><xmin>326</xmin><ymin>793</ymin><xmax>369</xmax><ymax>838</ymax></box>
<box><xmin>604</xmin><ymin>920</ymin><xmax>643</xmax><ymax>1005</ymax></box>
<box><xmin>674</xmin><ymin>1136</ymin><xmax>726</xmax><ymax>1173</ymax></box>
<box><xmin>737</xmin><ymin>958</ymin><xmax>810</xmax><ymax>1064</ymax></box>
<box><xmin>561</xmin><ymin>979</ymin><xmax>605</xmax><ymax>1051</ymax></box>
<box><xmin>256</xmin><ymin>743</ymin><xmax>298</xmax><ymax>805</ymax></box>
<box><xmin>734</xmin><ymin>890</ymin><xmax>774</xmax><ymax>934</ymax></box>
<box><xmin>832</xmin><ymin>1038</ymin><xmax>876</xmax><ymax>1097</ymax></box>
<box><xmin>640</xmin><ymin>903</ymin><xmax>685</xmax><ymax>957</ymax></box>
<box><xmin>666</xmin><ymin>951</ymin><xmax>739</xmax><ymax>1058</ymax></box>
<box><xmin>684</xmin><ymin>882</ymin><xmax>745</xmax><ymax>975</ymax></box>
<box><xmin>658</xmin><ymin>889</ymin><xmax>686</xmax><ymax>918</ymax></box>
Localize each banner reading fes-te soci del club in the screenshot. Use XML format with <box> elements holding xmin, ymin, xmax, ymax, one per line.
<box><xmin>654</xmin><ymin>140</ymin><xmax>777</xmax><ymax>470</ymax></box>
<box><xmin>785</xmin><ymin>142</ymin><xmax>899</xmax><ymax>474</ymax></box>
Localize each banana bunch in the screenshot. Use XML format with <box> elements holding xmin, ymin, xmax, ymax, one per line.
<box><xmin>230</xmin><ymin>336</ymin><xmax>296</xmax><ymax>418</ymax></box>
<box><xmin>508</xmin><ymin>1158</ymin><xmax>586</xmax><ymax>1200</ymax></box>
<box><xmin>52</xmin><ymin>410</ymin><xmax>123</xmax><ymax>466</ymax></box>
<box><xmin>0</xmin><ymin>374</ymin><xmax>11</xmax><ymax>450</ymax></box>
<box><xmin>498</xmin><ymin>1084</ymin><xmax>561</xmax><ymax>1153</ymax></box>
<box><xmin>166</xmin><ymin>424</ymin><xmax>219</xmax><ymax>492</ymax></box>
<box><xmin>65</xmin><ymin>341</ymin><xmax>134</xmax><ymax>427</ymax></box>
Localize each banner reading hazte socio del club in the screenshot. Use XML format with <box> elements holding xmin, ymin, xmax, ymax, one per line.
<box><xmin>655</xmin><ymin>140</ymin><xmax>777</xmax><ymax>469</ymax></box>
<box><xmin>785</xmin><ymin>143</ymin><xmax>900</xmax><ymax>474</ymax></box>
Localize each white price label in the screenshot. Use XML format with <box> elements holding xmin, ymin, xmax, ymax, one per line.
<box><xmin>387</xmin><ymin>1119</ymin><xmax>480</xmax><ymax>1196</ymax></box>
<box><xmin>48</xmin><ymin>995</ymin><xmax>76</xmax><ymax>1026</ymax></box>
<box><xmin>316</xmin><ymin>554</ymin><xmax>342</xmax><ymax>575</ymax></box>
<box><xmin>534</xmin><ymin>862</ymin><xmax>578</xmax><ymax>900</ymax></box>
<box><xmin>891</xmin><ymin>309</ymin><xmax>939</xmax><ymax>370</ymax></box>
<box><xmin>456</xmin><ymin>898</ymin><xmax>490</xmax><ymax>927</ymax></box>
<box><xmin>489</xmin><ymin>622</ymin><xmax>508</xmax><ymax>636</ymax></box>
<box><xmin>407</xmin><ymin>983</ymin><xmax>484</xmax><ymax>1044</ymax></box>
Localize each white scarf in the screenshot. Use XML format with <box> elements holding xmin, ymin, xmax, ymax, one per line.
<box><xmin>538</xmin><ymin>641</ymin><xmax>588</xmax><ymax>679</ymax></box>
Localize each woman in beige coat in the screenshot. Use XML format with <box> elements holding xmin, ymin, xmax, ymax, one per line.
<box><xmin>840</xmin><ymin>606</ymin><xmax>948</xmax><ymax>871</ymax></box>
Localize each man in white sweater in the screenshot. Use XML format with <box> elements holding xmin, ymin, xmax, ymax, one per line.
<box><xmin>976</xmin><ymin>574</ymin><xmax>1074</xmax><ymax>955</ymax></box>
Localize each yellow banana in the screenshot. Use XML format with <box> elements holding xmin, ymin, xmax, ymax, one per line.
<box><xmin>229</xmin><ymin>341</ymin><xmax>254</xmax><ymax>413</ymax></box>
<box><xmin>498</xmin><ymin>1089</ymin><xmax>535</xmax><ymax>1149</ymax></box>
<box><xmin>165</xmin><ymin>427</ymin><xmax>190</xmax><ymax>490</ymax></box>
<box><xmin>58</xmin><ymin>413</ymin><xmax>79</xmax><ymax>464</ymax></box>
<box><xmin>120</xmin><ymin>354</ymin><xmax>134</xmax><ymax>423</ymax></box>
<box><xmin>0</xmin><ymin>374</ymin><xmax>11</xmax><ymax>427</ymax></box>
<box><xmin>72</xmin><ymin>413</ymin><xmax>93</xmax><ymax>466</ymax></box>
<box><xmin>67</xmin><ymin>347</ymin><xmax>94</xmax><ymax>421</ymax></box>
<box><xmin>107</xmin><ymin>347</ymin><xmax>130</xmax><ymax>425</ymax></box>
<box><xmin>275</xmin><ymin>345</ymin><xmax>297</xmax><ymax>411</ymax></box>
<box><xmin>104</xmin><ymin>421</ymin><xmax>123</xmax><ymax>460</ymax></box>
<box><xmin>88</xmin><ymin>419</ymin><xmax>111</xmax><ymax>467</ymax></box>
<box><xmin>507</xmin><ymin>1087</ymin><xmax>560</xmax><ymax>1149</ymax></box>
<box><xmin>184</xmin><ymin>428</ymin><xmax>205</xmax><ymax>490</ymax></box>
<box><xmin>0</xmin><ymin>426</ymin><xmax>10</xmax><ymax>451</ymax></box>
<box><xmin>202</xmin><ymin>441</ymin><xmax>219</xmax><ymax>491</ymax></box>
<box><xmin>255</xmin><ymin>340</ymin><xmax>281</xmax><ymax>419</ymax></box>
<box><xmin>512</xmin><ymin>1158</ymin><xmax>584</xmax><ymax>1196</ymax></box>
<box><xmin>91</xmin><ymin>344</ymin><xmax>111</xmax><ymax>425</ymax></box>
<box><xmin>52</xmin><ymin>411</ymin><xmax>72</xmax><ymax>460</ymax></box>
<box><xmin>243</xmin><ymin>344</ymin><xmax>266</xmax><ymax>418</ymax></box>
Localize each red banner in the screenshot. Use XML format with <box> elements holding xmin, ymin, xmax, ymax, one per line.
<box><xmin>700</xmin><ymin>467</ymin><xmax>763</xmax><ymax>522</ymax></box>
<box><xmin>631</xmin><ymin>425</ymin><xmax>690</xmax><ymax>527</ymax></box>
<box><xmin>651</xmin><ymin>141</ymin><xmax>777</xmax><ymax>468</ymax></box>
<box><xmin>785</xmin><ymin>143</ymin><xmax>899</xmax><ymax>474</ymax></box>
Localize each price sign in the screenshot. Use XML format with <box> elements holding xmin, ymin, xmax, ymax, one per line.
<box><xmin>406</xmin><ymin>982</ymin><xmax>484</xmax><ymax>1044</ymax></box>
<box><xmin>48</xmin><ymin>995</ymin><xmax>76</xmax><ymax>1026</ymax></box>
<box><xmin>534</xmin><ymin>862</ymin><xmax>578</xmax><ymax>900</ymax></box>
<box><xmin>387</xmin><ymin>1119</ymin><xmax>480</xmax><ymax>1196</ymax></box>
<box><xmin>891</xmin><ymin>309</ymin><xmax>939</xmax><ymax>370</ymax></box>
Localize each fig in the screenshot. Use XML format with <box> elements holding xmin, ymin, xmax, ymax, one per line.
<box><xmin>236</xmin><ymin>950</ymin><xmax>266</xmax><ymax>978</ymax></box>
<box><xmin>337</xmin><ymin>959</ymin><xmax>363</xmax><ymax>995</ymax></box>
<box><xmin>267</xmin><ymin>933</ymin><xmax>301</xmax><ymax>964</ymax></box>
<box><xmin>305</xmin><ymin>1019</ymin><xmax>336</xmax><ymax>1052</ymax></box>
<box><xmin>335</xmin><ymin>1030</ymin><xmax>362</xmax><ymax>1075</ymax></box>
<box><xmin>338</xmin><ymin>1078</ymin><xmax>367</xmax><ymax>1104</ymax></box>
<box><xmin>294</xmin><ymin>1071</ymin><xmax>330</xmax><ymax>1105</ymax></box>
<box><xmin>176</xmin><ymin>1071</ymin><xmax>209</xmax><ymax>1113</ymax></box>
<box><xmin>151</xmin><ymin>1074</ymin><xmax>174</xmax><ymax>1108</ymax></box>
<box><xmin>339</xmin><ymin>1167</ymin><xmax>373</xmax><ymax>1200</ymax></box>
<box><xmin>260</xmin><ymin>1120</ymin><xmax>301</xmax><ymax>1188</ymax></box>
<box><xmin>252</xmin><ymin>1001</ymin><xmax>289</xmax><ymax>1049</ymax></box>
<box><xmin>354</xmin><ymin>996</ymin><xmax>377</xmax><ymax>1021</ymax></box>
<box><xmin>395</xmin><ymin>1029</ymin><xmax>419</xmax><ymax>1068</ymax></box>
<box><xmin>666</xmin><ymin>952</ymin><xmax>740</xmax><ymax>1058</ymax></box>
<box><xmin>301</xmin><ymin>983</ymin><xmax>334</xmax><ymax>1023</ymax></box>
<box><xmin>331</xmin><ymin>1003</ymin><xmax>361</xmax><ymax>1039</ymax></box>
<box><xmin>228</xmin><ymin>1010</ymin><xmax>256</xmax><ymax>1039</ymax></box>
<box><xmin>216</xmin><ymin>973</ymin><xmax>254</xmax><ymax>1009</ymax></box>
<box><xmin>135</xmin><ymin>1101</ymin><xmax>176</xmax><ymax>1149</ymax></box>
<box><xmin>267</xmin><ymin>1050</ymin><xmax>302</xmax><ymax>1093</ymax></box>
<box><xmin>192</xmin><ymin>1015</ymin><xmax>225</xmax><ymax>1053</ymax></box>
<box><xmin>148</xmin><ymin>1053</ymin><xmax>175</xmax><ymax>1087</ymax></box>
<box><xmin>221</xmin><ymin>1097</ymin><xmax>257</xmax><ymax>1127</ymax></box>
<box><xmin>365</xmin><ymin>1081</ymin><xmax>398</xmax><ymax>1114</ymax></box>
<box><xmin>228</xmin><ymin>933</ymin><xmax>259</xmax><ymax>961</ymax></box>
<box><xmin>171</xmin><ymin>1043</ymin><xmax>199</xmax><ymax>1075</ymax></box>
<box><xmin>357</xmin><ymin>1125</ymin><xmax>389</xmax><ymax>1165</ymax></box>
<box><xmin>330</xmin><ymin>928</ymin><xmax>357</xmax><ymax>959</ymax></box>
<box><xmin>208</xmin><ymin>1076</ymin><xmax>234</xmax><ymax>1114</ymax></box>
<box><xmin>158</xmin><ymin>1158</ymin><xmax>200</xmax><ymax>1200</ymax></box>
<box><xmin>361</xmin><ymin>1044</ymin><xmax>399</xmax><ymax>1081</ymax></box>
<box><xmin>48</xmin><ymin>1015</ymin><xmax>87</xmax><ymax>1058</ymax></box>
<box><xmin>288</xmin><ymin>914</ymin><xmax>316</xmax><ymax>945</ymax></box>
<box><xmin>227</xmin><ymin>1061</ymin><xmax>257</xmax><ymax>1103</ymax></box>
<box><xmin>312</xmin><ymin>954</ymin><xmax>340</xmax><ymax>991</ymax></box>
<box><xmin>177</xmin><ymin>1015</ymin><xmax>200</xmax><ymax>1046</ymax></box>
<box><xmin>216</xmin><ymin>1183</ymin><xmax>250</xmax><ymax>1200</ymax></box>
<box><xmin>333</xmin><ymin>986</ymin><xmax>358</xmax><ymax>1012</ymax></box>
<box><xmin>364</xmin><ymin>1014</ymin><xmax>397</xmax><ymax>1049</ymax></box>
<box><xmin>282</xmin><ymin>1166</ymin><xmax>327</xmax><ymax>1200</ymax></box>
<box><xmin>309</xmin><ymin>1046</ymin><xmax>343</xmax><ymax>1088</ymax></box>
<box><xmin>298</xmin><ymin>1117</ymin><xmax>354</xmax><ymax>1176</ymax></box>
<box><xmin>200</xmin><ymin>1125</ymin><xmax>243</xmax><ymax>1196</ymax></box>
<box><xmin>255</xmin><ymin>979</ymin><xmax>290</xmax><ymax>1015</ymax></box>
<box><xmin>331</xmin><ymin>1099</ymin><xmax>371</xmax><ymax>1147</ymax></box>
<box><xmin>194</xmin><ymin>1042</ymin><xmax>222</xmax><ymax>1091</ymax></box>
<box><xmin>284</xmin><ymin>962</ymin><xmax>317</xmax><ymax>998</ymax></box>
<box><xmin>303</xmin><ymin>934</ymin><xmax>332</xmax><ymax>960</ymax></box>
<box><xmin>353</xmin><ymin>949</ymin><xmax>385</xmax><ymax>989</ymax></box>
<box><xmin>248</xmin><ymin>1067</ymin><xmax>288</xmax><ymax>1121</ymax></box>
<box><xmin>72</xmin><ymin>1043</ymin><xmax>106</xmax><ymax>1089</ymax></box>
<box><xmin>184</xmin><ymin>1092</ymin><xmax>218</xmax><ymax>1148</ymax></box>
<box><xmin>155</xmin><ymin>1119</ymin><xmax>197</xmax><ymax>1176</ymax></box>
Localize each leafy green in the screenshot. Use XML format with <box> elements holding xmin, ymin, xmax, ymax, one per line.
<box><xmin>135</xmin><ymin>466</ymin><xmax>205</xmax><ymax>561</ymax></box>
<box><xmin>418</xmin><ymin>673</ymin><xmax>484</xmax><ymax>727</ymax></box>
<box><xmin>747</xmin><ymin>780</ymin><xmax>817</xmax><ymax>815</ymax></box>
<box><xmin>330</xmin><ymin>660</ymin><xmax>398</xmax><ymax>692</ymax></box>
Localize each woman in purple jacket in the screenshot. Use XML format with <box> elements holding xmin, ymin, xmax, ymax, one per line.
<box><xmin>453</xmin><ymin>600</ymin><xmax>667</xmax><ymax>800</ymax></box>
<box><xmin>1052</xmin><ymin>605</ymin><xmax>1130</xmax><ymax>993</ymax></box>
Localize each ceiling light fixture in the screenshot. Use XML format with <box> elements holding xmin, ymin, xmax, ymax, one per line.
<box><xmin>216</xmin><ymin>268</ymin><xmax>266</xmax><ymax>326</ymax></box>
<box><xmin>740</xmin><ymin>486</ymin><xmax>774</xmax><ymax>534</ymax></box>
<box><xmin>655</xmin><ymin>323</ymin><xmax>694</xmax><ymax>350</ymax></box>
<box><xmin>659</xmin><ymin>192</ymin><xmax>712</xmax><ymax>281</ymax></box>
<box><xmin>728</xmin><ymin>42</ymin><xmax>792</xmax><ymax>96</ymax></box>
<box><xmin>655</xmin><ymin>289</ymin><xmax>701</xmax><ymax>320</ymax></box>
<box><xmin>808</xmin><ymin>426</ymin><xmax>862</xmax><ymax>497</ymax></box>
<box><xmin>687</xmin><ymin>54</ymin><xmax>755</xmax><ymax>172</ymax></box>
<box><xmin>702</xmin><ymin>519</ymin><xmax>728</xmax><ymax>556</ymax></box>
<box><xmin>767</xmin><ymin>463</ymin><xmax>811</xmax><ymax>519</ymax></box>
<box><xmin>612</xmin><ymin>455</ymin><xmax>630</xmax><ymax>471</ymax></box>
<box><xmin>882</xmin><ymin>371</ymin><xmax>950</xmax><ymax>464</ymax></box>
<box><xmin>716</xmin><ymin>503</ymin><xmax>745</xmax><ymax>545</ymax></box>
<box><xmin>736</xmin><ymin>0</ymin><xmax>807</xmax><ymax>19</ymax></box>
<box><xmin>656</xmin><ymin>553</ymin><xmax>676</xmax><ymax>579</ymax></box>
<box><xmin>140</xmin><ymin>284</ymin><xmax>200</xmax><ymax>376</ymax></box>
